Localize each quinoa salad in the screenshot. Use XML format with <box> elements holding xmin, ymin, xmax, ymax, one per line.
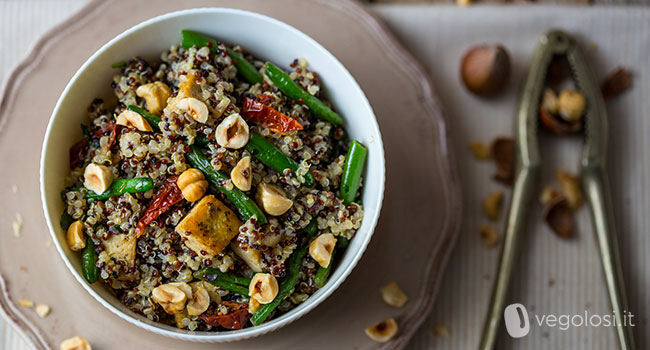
<box><xmin>60</xmin><ymin>30</ymin><xmax>368</xmax><ymax>331</ymax></box>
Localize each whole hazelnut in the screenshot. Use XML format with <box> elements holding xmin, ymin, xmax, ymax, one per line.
<box><xmin>461</xmin><ymin>45</ymin><xmax>510</xmax><ymax>97</ymax></box>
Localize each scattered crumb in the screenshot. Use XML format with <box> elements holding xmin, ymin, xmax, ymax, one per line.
<box><xmin>548</xmin><ymin>279</ymin><xmax>555</xmax><ymax>288</ymax></box>
<box><xmin>60</xmin><ymin>336</ymin><xmax>91</xmax><ymax>350</ymax></box>
<box><xmin>380</xmin><ymin>282</ymin><xmax>408</xmax><ymax>308</ymax></box>
<box><xmin>539</xmin><ymin>186</ymin><xmax>560</xmax><ymax>206</ymax></box>
<box><xmin>601</xmin><ymin>67</ymin><xmax>632</xmax><ymax>100</ymax></box>
<box><xmin>469</xmin><ymin>142</ymin><xmax>491</xmax><ymax>160</ymax></box>
<box><xmin>12</xmin><ymin>213</ymin><xmax>23</xmax><ymax>237</ymax></box>
<box><xmin>35</xmin><ymin>304</ymin><xmax>51</xmax><ymax>318</ymax></box>
<box><xmin>18</xmin><ymin>299</ymin><xmax>34</xmax><ymax>308</ymax></box>
<box><xmin>585</xmin><ymin>302</ymin><xmax>592</xmax><ymax>309</ymax></box>
<box><xmin>542</xmin><ymin>331</ymin><xmax>549</xmax><ymax>338</ymax></box>
<box><xmin>480</xmin><ymin>225</ymin><xmax>499</xmax><ymax>247</ymax></box>
<box><xmin>430</xmin><ymin>324</ymin><xmax>450</xmax><ymax>337</ymax></box>
<box><xmin>482</xmin><ymin>191</ymin><xmax>504</xmax><ymax>220</ymax></box>
<box><xmin>19</xmin><ymin>266</ymin><xmax>27</xmax><ymax>273</ymax></box>
<box><xmin>11</xmin><ymin>184</ymin><xmax>18</xmax><ymax>193</ymax></box>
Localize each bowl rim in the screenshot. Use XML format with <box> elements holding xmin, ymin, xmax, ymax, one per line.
<box><xmin>40</xmin><ymin>7</ymin><xmax>385</xmax><ymax>342</ymax></box>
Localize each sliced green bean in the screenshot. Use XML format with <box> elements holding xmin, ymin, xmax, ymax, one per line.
<box><xmin>181</xmin><ymin>30</ymin><xmax>262</xmax><ymax>84</ymax></box>
<box><xmin>251</xmin><ymin>246</ymin><xmax>307</xmax><ymax>326</ymax></box>
<box><xmin>340</xmin><ymin>140</ymin><xmax>368</xmax><ymax>205</ymax></box>
<box><xmin>188</xmin><ymin>146</ymin><xmax>267</xmax><ymax>225</ymax></box>
<box><xmin>60</xmin><ymin>213</ymin><xmax>75</xmax><ymax>231</ymax></box>
<box><xmin>264</xmin><ymin>62</ymin><xmax>343</xmax><ymax>125</ymax></box>
<box><xmin>194</xmin><ymin>268</ymin><xmax>251</xmax><ymax>287</ymax></box>
<box><xmin>127</xmin><ymin>105</ymin><xmax>161</xmax><ymax>131</ymax></box>
<box><xmin>250</xmin><ymin>218</ymin><xmax>317</xmax><ymax>325</ymax></box>
<box><xmin>246</xmin><ymin>133</ymin><xmax>314</xmax><ymax>187</ymax></box>
<box><xmin>111</xmin><ymin>61</ymin><xmax>126</xmax><ymax>68</ymax></box>
<box><xmin>194</xmin><ymin>268</ymin><xmax>250</xmax><ymax>296</ymax></box>
<box><xmin>85</xmin><ymin>178</ymin><xmax>153</xmax><ymax>200</ymax></box>
<box><xmin>227</xmin><ymin>48</ymin><xmax>263</xmax><ymax>84</ymax></box>
<box><xmin>81</xmin><ymin>238</ymin><xmax>99</xmax><ymax>284</ymax></box>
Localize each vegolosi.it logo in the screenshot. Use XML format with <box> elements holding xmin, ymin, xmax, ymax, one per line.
<box><xmin>504</xmin><ymin>303</ymin><xmax>530</xmax><ymax>338</ymax></box>
<box><xmin>504</xmin><ymin>303</ymin><xmax>635</xmax><ymax>338</ymax></box>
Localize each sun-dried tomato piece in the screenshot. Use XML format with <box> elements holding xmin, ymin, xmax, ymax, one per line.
<box><xmin>69</xmin><ymin>139</ymin><xmax>89</xmax><ymax>169</ymax></box>
<box><xmin>135</xmin><ymin>176</ymin><xmax>183</xmax><ymax>237</ymax></box>
<box><xmin>241</xmin><ymin>97</ymin><xmax>303</xmax><ymax>135</ymax></box>
<box><xmin>200</xmin><ymin>302</ymin><xmax>251</xmax><ymax>330</ymax></box>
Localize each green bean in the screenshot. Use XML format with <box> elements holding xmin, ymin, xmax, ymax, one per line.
<box><xmin>180</xmin><ymin>30</ymin><xmax>262</xmax><ymax>85</ymax></box>
<box><xmin>264</xmin><ymin>62</ymin><xmax>343</xmax><ymax>125</ymax></box>
<box><xmin>340</xmin><ymin>140</ymin><xmax>368</xmax><ymax>205</ymax></box>
<box><xmin>246</xmin><ymin>133</ymin><xmax>314</xmax><ymax>187</ymax></box>
<box><xmin>60</xmin><ymin>213</ymin><xmax>75</xmax><ymax>231</ymax></box>
<box><xmin>194</xmin><ymin>268</ymin><xmax>251</xmax><ymax>287</ymax></box>
<box><xmin>227</xmin><ymin>48</ymin><xmax>263</xmax><ymax>85</ymax></box>
<box><xmin>81</xmin><ymin>238</ymin><xmax>99</xmax><ymax>284</ymax></box>
<box><xmin>85</xmin><ymin>178</ymin><xmax>153</xmax><ymax>200</ymax></box>
<box><xmin>251</xmin><ymin>245</ymin><xmax>307</xmax><ymax>326</ymax></box>
<box><xmin>250</xmin><ymin>218</ymin><xmax>317</xmax><ymax>325</ymax></box>
<box><xmin>111</xmin><ymin>61</ymin><xmax>126</xmax><ymax>68</ymax></box>
<box><xmin>188</xmin><ymin>146</ymin><xmax>268</xmax><ymax>225</ymax></box>
<box><xmin>194</xmin><ymin>268</ymin><xmax>250</xmax><ymax>296</ymax></box>
<box><xmin>127</xmin><ymin>105</ymin><xmax>161</xmax><ymax>131</ymax></box>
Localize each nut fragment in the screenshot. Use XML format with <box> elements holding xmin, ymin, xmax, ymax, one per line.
<box><xmin>231</xmin><ymin>156</ymin><xmax>252</xmax><ymax>191</ymax></box>
<box><xmin>539</xmin><ymin>186</ymin><xmax>560</xmax><ymax>205</ymax></box>
<box><xmin>539</xmin><ymin>104</ymin><xmax>582</xmax><ymax>135</ymax></box>
<box><xmin>60</xmin><ymin>336</ymin><xmax>92</xmax><ymax>350</ymax></box>
<box><xmin>176</xmin><ymin>97</ymin><xmax>209</xmax><ymax>123</ymax></box>
<box><xmin>216</xmin><ymin>113</ymin><xmax>249</xmax><ymax>149</ymax></box>
<box><xmin>482</xmin><ymin>191</ymin><xmax>504</xmax><ymax>220</ymax></box>
<box><xmin>309</xmin><ymin>233</ymin><xmax>337</xmax><ymax>268</ymax></box>
<box><xmin>460</xmin><ymin>45</ymin><xmax>510</xmax><ymax>97</ymax></box>
<box><xmin>365</xmin><ymin>318</ymin><xmax>399</xmax><ymax>343</ymax></box>
<box><xmin>380</xmin><ymin>282</ymin><xmax>408</xmax><ymax>308</ymax></box>
<box><xmin>430</xmin><ymin>324</ymin><xmax>451</xmax><ymax>337</ymax></box>
<box><xmin>177</xmin><ymin>168</ymin><xmax>208</xmax><ymax>202</ymax></box>
<box><xmin>491</xmin><ymin>138</ymin><xmax>514</xmax><ymax>185</ymax></box>
<box><xmin>557</xmin><ymin>89</ymin><xmax>586</xmax><ymax>123</ymax></box>
<box><xmin>136</xmin><ymin>81</ymin><xmax>171</xmax><ymax>115</ymax></box>
<box><xmin>152</xmin><ymin>283</ymin><xmax>188</xmax><ymax>314</ymax></box>
<box><xmin>469</xmin><ymin>142</ymin><xmax>491</xmax><ymax>160</ymax></box>
<box><xmin>18</xmin><ymin>299</ymin><xmax>34</xmax><ymax>307</ymax></box>
<box><xmin>556</xmin><ymin>171</ymin><xmax>581</xmax><ymax>210</ymax></box>
<box><xmin>248</xmin><ymin>297</ymin><xmax>261</xmax><ymax>314</ymax></box>
<box><xmin>256</xmin><ymin>182</ymin><xmax>293</xmax><ymax>216</ymax></box>
<box><xmin>601</xmin><ymin>67</ymin><xmax>631</xmax><ymax>100</ymax></box>
<box><xmin>115</xmin><ymin>109</ymin><xmax>153</xmax><ymax>132</ymax></box>
<box><xmin>186</xmin><ymin>286</ymin><xmax>210</xmax><ymax>316</ymax></box>
<box><xmin>544</xmin><ymin>196</ymin><xmax>573</xmax><ymax>238</ymax></box>
<box><xmin>249</xmin><ymin>273</ymin><xmax>279</xmax><ymax>304</ymax></box>
<box><xmin>542</xmin><ymin>88</ymin><xmax>559</xmax><ymax>115</ymax></box>
<box><xmin>83</xmin><ymin>163</ymin><xmax>113</xmax><ymax>195</ymax></box>
<box><xmin>35</xmin><ymin>304</ymin><xmax>51</xmax><ymax>318</ymax></box>
<box><xmin>66</xmin><ymin>220</ymin><xmax>86</xmax><ymax>251</ymax></box>
<box><xmin>480</xmin><ymin>225</ymin><xmax>499</xmax><ymax>247</ymax></box>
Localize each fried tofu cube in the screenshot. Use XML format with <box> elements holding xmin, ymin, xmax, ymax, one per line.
<box><xmin>175</xmin><ymin>195</ymin><xmax>241</xmax><ymax>258</ymax></box>
<box><xmin>103</xmin><ymin>233</ymin><xmax>136</xmax><ymax>267</ymax></box>
<box><xmin>230</xmin><ymin>241</ymin><xmax>263</xmax><ymax>272</ymax></box>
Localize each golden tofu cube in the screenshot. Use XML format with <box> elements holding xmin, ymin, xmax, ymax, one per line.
<box><xmin>103</xmin><ymin>233</ymin><xmax>136</xmax><ymax>267</ymax></box>
<box><xmin>175</xmin><ymin>195</ymin><xmax>242</xmax><ymax>258</ymax></box>
<box><xmin>230</xmin><ymin>241</ymin><xmax>263</xmax><ymax>272</ymax></box>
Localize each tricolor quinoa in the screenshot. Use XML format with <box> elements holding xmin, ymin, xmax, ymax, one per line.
<box><xmin>60</xmin><ymin>30</ymin><xmax>367</xmax><ymax>331</ymax></box>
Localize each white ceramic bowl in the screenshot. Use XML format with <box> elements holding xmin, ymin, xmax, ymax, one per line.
<box><xmin>40</xmin><ymin>8</ymin><xmax>384</xmax><ymax>342</ymax></box>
